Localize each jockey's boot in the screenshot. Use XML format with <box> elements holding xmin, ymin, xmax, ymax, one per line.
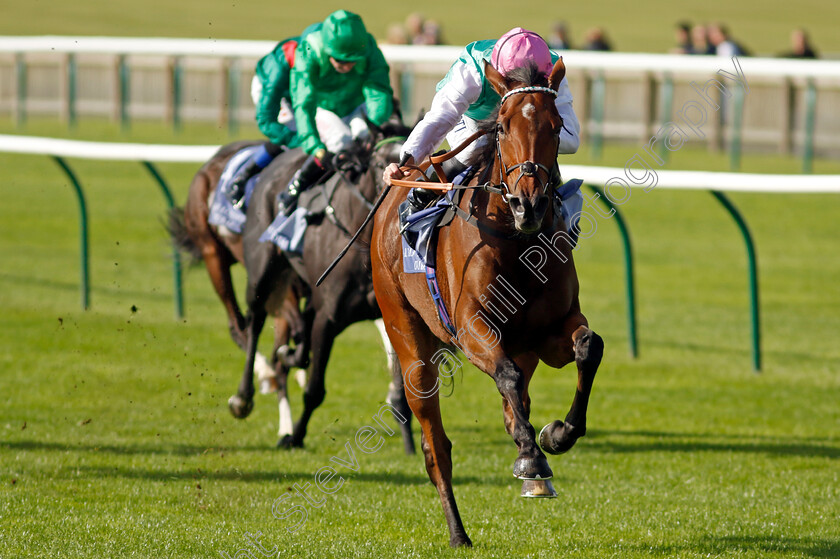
<box><xmin>278</xmin><ymin>154</ymin><xmax>329</xmax><ymax>216</ymax></box>
<box><xmin>228</xmin><ymin>161</ymin><xmax>261</xmax><ymax>209</ymax></box>
<box><xmin>399</xmin><ymin>187</ymin><xmax>440</xmax><ymax>232</ymax></box>
<box><xmin>228</xmin><ymin>143</ymin><xmax>284</xmax><ymax>209</ymax></box>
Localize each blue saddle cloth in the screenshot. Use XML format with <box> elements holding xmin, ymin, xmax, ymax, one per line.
<box><xmin>401</xmin><ymin>191</ymin><xmax>455</xmax><ymax>273</ymax></box>
<box><xmin>207</xmin><ymin>146</ymin><xmax>263</xmax><ymax>234</ymax></box>
<box><xmin>258</xmin><ymin>207</ymin><xmax>308</xmax><ymax>254</ymax></box>
<box><xmin>400</xmin><ymin>179</ymin><xmax>585</xmax><ymax>274</ymax></box>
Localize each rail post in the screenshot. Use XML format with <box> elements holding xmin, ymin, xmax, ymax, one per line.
<box><xmin>140</xmin><ymin>161</ymin><xmax>184</xmax><ymax>319</ymax></box>
<box><xmin>51</xmin><ymin>156</ymin><xmax>90</xmax><ymax>310</ymax></box>
<box><xmin>587</xmin><ymin>184</ymin><xmax>638</xmax><ymax>358</ymax></box>
<box><xmin>710</xmin><ymin>190</ymin><xmax>761</xmax><ymax>372</ymax></box>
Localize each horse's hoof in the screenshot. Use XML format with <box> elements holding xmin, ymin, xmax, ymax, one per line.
<box><xmin>539</xmin><ymin>420</ymin><xmax>585</xmax><ymax>455</ymax></box>
<box><xmin>521</xmin><ymin>479</ymin><xmax>557</xmax><ymax>498</ymax></box>
<box><xmin>227</xmin><ymin>395</ymin><xmax>254</xmax><ymax>419</ymax></box>
<box><xmin>276</xmin><ymin>434</ymin><xmax>304</xmax><ymax>449</ymax></box>
<box><xmin>513</xmin><ymin>454</ymin><xmax>553</xmax><ymax>480</ymax></box>
<box><xmin>449</xmin><ymin>533</ymin><xmax>473</xmax><ymax>548</ymax></box>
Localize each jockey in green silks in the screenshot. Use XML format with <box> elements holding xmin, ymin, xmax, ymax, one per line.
<box><xmin>383</xmin><ymin>28</ymin><xmax>581</xmax><ymax>219</ymax></box>
<box><xmin>228</xmin><ymin>10</ymin><xmax>394</xmax><ymax>214</ymax></box>
<box><xmin>227</xmin><ymin>37</ymin><xmax>300</xmax><ymax>209</ymax></box>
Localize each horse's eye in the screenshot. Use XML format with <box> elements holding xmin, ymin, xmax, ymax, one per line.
<box><xmin>496</xmin><ymin>122</ymin><xmax>506</xmax><ymax>136</ymax></box>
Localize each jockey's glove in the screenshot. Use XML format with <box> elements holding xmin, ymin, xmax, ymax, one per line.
<box><xmin>314</xmin><ymin>148</ymin><xmax>334</xmax><ymax>171</ymax></box>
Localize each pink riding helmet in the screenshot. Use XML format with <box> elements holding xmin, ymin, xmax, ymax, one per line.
<box><xmin>491</xmin><ymin>27</ymin><xmax>553</xmax><ymax>77</ymax></box>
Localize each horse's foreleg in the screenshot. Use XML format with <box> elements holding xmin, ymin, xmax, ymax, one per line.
<box><xmin>228</xmin><ymin>306</ymin><xmax>267</xmax><ymax>420</ymax></box>
<box><xmin>494</xmin><ymin>359</ymin><xmax>553</xmax><ymax>480</ymax></box>
<box><xmin>268</xmin><ymin>316</ymin><xmax>294</xmax><ymax>446</ymax></box>
<box><xmin>375</xmin><ymin>318</ymin><xmax>415</xmax><ymax>455</ymax></box>
<box><xmin>540</xmin><ymin>323</ymin><xmax>603</xmax><ymax>455</ymax></box>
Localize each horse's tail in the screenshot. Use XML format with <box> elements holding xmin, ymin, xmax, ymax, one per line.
<box><xmin>166</xmin><ymin>206</ymin><xmax>203</xmax><ymax>265</ymax></box>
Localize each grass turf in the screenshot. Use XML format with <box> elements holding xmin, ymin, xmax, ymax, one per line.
<box><xmin>1</xmin><ymin>0</ymin><xmax>840</xmax><ymax>57</ymax></box>
<box><xmin>0</xmin><ymin>117</ymin><xmax>838</xmax><ymax>557</ymax></box>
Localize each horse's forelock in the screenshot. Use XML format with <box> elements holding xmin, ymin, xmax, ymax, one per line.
<box><xmin>503</xmin><ymin>63</ymin><xmax>550</xmax><ymax>89</ymax></box>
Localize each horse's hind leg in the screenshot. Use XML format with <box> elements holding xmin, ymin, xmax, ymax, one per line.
<box><xmin>403</xmin><ymin>343</ymin><xmax>471</xmax><ymax>547</ymax></box>
<box><xmin>202</xmin><ymin>243</ymin><xmax>248</xmax><ymax>349</ymax></box>
<box><xmin>375</xmin><ymin>318</ymin><xmax>415</xmax><ymax>455</ymax></box>
<box><xmin>540</xmin><ymin>322</ymin><xmax>604</xmax><ymax>455</ymax></box>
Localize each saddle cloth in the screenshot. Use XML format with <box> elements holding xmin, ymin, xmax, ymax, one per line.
<box><xmin>258</xmin><ymin>176</ymin><xmax>334</xmax><ymax>254</ymax></box>
<box><xmin>207</xmin><ymin>146</ymin><xmax>263</xmax><ymax>234</ymax></box>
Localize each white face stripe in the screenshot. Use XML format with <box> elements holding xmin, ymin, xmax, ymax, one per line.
<box><xmin>522</xmin><ymin>103</ymin><xmax>536</xmax><ymax>120</ymax></box>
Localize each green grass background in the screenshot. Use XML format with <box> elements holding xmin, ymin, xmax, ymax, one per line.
<box><xmin>1</xmin><ymin>0</ymin><xmax>840</xmax><ymax>56</ymax></box>
<box><xmin>1</xmin><ymin>2</ymin><xmax>840</xmax><ymax>557</ymax></box>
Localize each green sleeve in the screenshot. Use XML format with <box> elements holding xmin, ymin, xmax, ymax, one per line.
<box><xmin>361</xmin><ymin>38</ymin><xmax>394</xmax><ymax>126</ymax></box>
<box><xmin>255</xmin><ymin>57</ymin><xmax>295</xmax><ymax>146</ymax></box>
<box><xmin>290</xmin><ymin>43</ymin><xmax>325</xmax><ymax>155</ymax></box>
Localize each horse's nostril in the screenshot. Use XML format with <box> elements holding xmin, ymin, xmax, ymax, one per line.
<box><xmin>509</xmin><ymin>198</ymin><xmax>523</xmax><ymax>211</ymax></box>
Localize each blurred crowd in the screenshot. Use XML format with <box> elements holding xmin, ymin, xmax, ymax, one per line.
<box><xmin>670</xmin><ymin>22</ymin><xmax>818</xmax><ymax>58</ymax></box>
<box><xmin>385</xmin><ymin>13</ymin><xmax>444</xmax><ymax>45</ymax></box>
<box><xmin>548</xmin><ymin>20</ymin><xmax>819</xmax><ymax>59</ymax></box>
<box><xmin>383</xmin><ymin>14</ymin><xmax>821</xmax><ymax>60</ymax></box>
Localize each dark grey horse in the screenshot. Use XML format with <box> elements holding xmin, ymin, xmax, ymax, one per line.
<box><xmin>228</xmin><ymin>122</ymin><xmax>415</xmax><ymax>454</ymax></box>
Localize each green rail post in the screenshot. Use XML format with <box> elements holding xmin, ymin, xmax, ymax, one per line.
<box><xmin>729</xmin><ymin>85</ymin><xmax>745</xmax><ymax>171</ymax></box>
<box><xmin>118</xmin><ymin>54</ymin><xmax>131</xmax><ymax>132</ymax></box>
<box><xmin>587</xmin><ymin>184</ymin><xmax>638</xmax><ymax>358</ymax></box>
<box><xmin>399</xmin><ymin>65</ymin><xmax>413</xmax><ymax>120</ymax></box>
<box><xmin>15</xmin><ymin>52</ymin><xmax>27</xmax><ymax>128</ymax></box>
<box><xmin>802</xmin><ymin>80</ymin><xmax>817</xmax><ymax>174</ymax></box>
<box><xmin>140</xmin><ymin>161</ymin><xmax>184</xmax><ymax>319</ymax></box>
<box><xmin>172</xmin><ymin>56</ymin><xmax>183</xmax><ymax>133</ymax></box>
<box><xmin>659</xmin><ymin>73</ymin><xmax>674</xmax><ymax>164</ymax></box>
<box><xmin>590</xmin><ymin>72</ymin><xmax>606</xmax><ymax>160</ymax></box>
<box><xmin>67</xmin><ymin>53</ymin><xmax>77</xmax><ymax>129</ymax></box>
<box><xmin>227</xmin><ymin>58</ymin><xmax>240</xmax><ymax>136</ymax></box>
<box><xmin>51</xmin><ymin>156</ymin><xmax>90</xmax><ymax>310</ymax></box>
<box><xmin>710</xmin><ymin>190</ymin><xmax>761</xmax><ymax>372</ymax></box>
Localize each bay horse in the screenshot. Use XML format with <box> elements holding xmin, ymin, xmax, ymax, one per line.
<box><xmin>169</xmin><ymin>126</ymin><xmax>413</xmax><ymax>452</ymax></box>
<box><xmin>371</xmin><ymin>59</ymin><xmax>603</xmax><ymax>546</ymax></box>
<box><xmin>230</xmin><ymin>119</ymin><xmax>416</xmax><ymax>452</ymax></box>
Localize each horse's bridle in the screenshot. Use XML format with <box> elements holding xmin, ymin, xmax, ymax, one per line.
<box><xmin>494</xmin><ymin>85</ymin><xmax>560</xmax><ymax>202</ymax></box>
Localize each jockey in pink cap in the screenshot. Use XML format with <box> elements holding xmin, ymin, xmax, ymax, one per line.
<box><xmin>384</xmin><ymin>27</ymin><xmax>581</xmax><ymax>218</ymax></box>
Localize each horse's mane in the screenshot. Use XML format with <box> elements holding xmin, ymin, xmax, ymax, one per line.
<box><xmin>468</xmin><ymin>63</ymin><xmax>550</xmax><ymax>167</ymax></box>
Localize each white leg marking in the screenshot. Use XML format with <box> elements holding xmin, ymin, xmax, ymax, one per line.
<box><xmin>255</xmin><ymin>352</ymin><xmax>276</xmax><ymax>394</ymax></box>
<box><xmin>374</xmin><ymin>318</ymin><xmax>396</xmax><ymax>371</ymax></box>
<box><xmin>278</xmin><ymin>395</ymin><xmax>293</xmax><ymax>437</ymax></box>
<box><xmin>294</xmin><ymin>368</ymin><xmax>307</xmax><ymax>389</ymax></box>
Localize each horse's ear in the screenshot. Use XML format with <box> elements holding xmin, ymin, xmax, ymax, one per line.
<box><xmin>548</xmin><ymin>57</ymin><xmax>566</xmax><ymax>91</ymax></box>
<box><xmin>484</xmin><ymin>60</ymin><xmax>509</xmax><ymax>97</ymax></box>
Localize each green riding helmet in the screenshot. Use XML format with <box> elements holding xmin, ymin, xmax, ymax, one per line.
<box><xmin>322</xmin><ymin>10</ymin><xmax>369</xmax><ymax>62</ymax></box>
